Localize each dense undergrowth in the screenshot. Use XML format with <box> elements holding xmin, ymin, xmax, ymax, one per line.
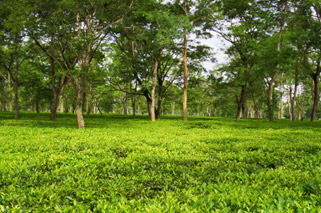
<box><xmin>0</xmin><ymin>112</ymin><xmax>321</xmax><ymax>212</ymax></box>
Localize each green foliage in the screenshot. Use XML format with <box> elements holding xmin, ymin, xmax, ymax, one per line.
<box><xmin>1</xmin><ymin>112</ymin><xmax>321</xmax><ymax>211</ymax></box>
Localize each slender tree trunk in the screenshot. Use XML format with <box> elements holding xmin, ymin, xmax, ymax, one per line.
<box><xmin>150</xmin><ymin>60</ymin><xmax>158</xmax><ymax>122</ymax></box>
<box><xmin>36</xmin><ymin>99</ymin><xmax>40</xmax><ymax>113</ymax></box>
<box><xmin>132</xmin><ymin>97</ymin><xmax>136</xmax><ymax>118</ymax></box>
<box><xmin>242</xmin><ymin>104</ymin><xmax>246</xmax><ymax>118</ymax></box>
<box><xmin>298</xmin><ymin>96</ymin><xmax>305</xmax><ymax>121</ymax></box>
<box><xmin>60</xmin><ymin>97</ymin><xmax>64</xmax><ymax>113</ymax></box>
<box><xmin>49</xmin><ymin>58</ymin><xmax>67</xmax><ymax>121</ymax></box>
<box><xmin>311</xmin><ymin>62</ymin><xmax>320</xmax><ymax>121</ymax></box>
<box><xmin>171</xmin><ymin>103</ymin><xmax>175</xmax><ymax>115</ymax></box>
<box><xmin>97</xmin><ymin>105</ymin><xmax>103</xmax><ymax>116</ymax></box>
<box><xmin>156</xmin><ymin>98</ymin><xmax>162</xmax><ymax>119</ymax></box>
<box><xmin>279</xmin><ymin>73</ymin><xmax>284</xmax><ymax>119</ymax></box>
<box><xmin>131</xmin><ymin>83</ymin><xmax>136</xmax><ymax>119</ymax></box>
<box><xmin>156</xmin><ymin>80</ymin><xmax>163</xmax><ymax>119</ymax></box>
<box><xmin>268</xmin><ymin>76</ymin><xmax>276</xmax><ymax>122</ymax></box>
<box><xmin>64</xmin><ymin>99</ymin><xmax>69</xmax><ymax>113</ymax></box>
<box><xmin>311</xmin><ymin>75</ymin><xmax>320</xmax><ymax>121</ymax></box>
<box><xmin>290</xmin><ymin>65</ymin><xmax>299</xmax><ymax>121</ymax></box>
<box><xmin>182</xmin><ymin>27</ymin><xmax>188</xmax><ymax>121</ymax></box>
<box><xmin>123</xmin><ymin>93</ymin><xmax>128</xmax><ymax>116</ymax></box>
<box><xmin>236</xmin><ymin>85</ymin><xmax>247</xmax><ymax>121</ymax></box>
<box><xmin>7</xmin><ymin>73</ymin><xmax>12</xmax><ymax>113</ymax></box>
<box><xmin>143</xmin><ymin>90</ymin><xmax>152</xmax><ymax>118</ymax></box>
<box><xmin>146</xmin><ymin>99</ymin><xmax>151</xmax><ymax>117</ymax></box>
<box><xmin>75</xmin><ymin>55</ymin><xmax>88</xmax><ymax>129</ymax></box>
<box><xmin>51</xmin><ymin>92</ymin><xmax>60</xmax><ymax>121</ymax></box>
<box><xmin>236</xmin><ymin>104</ymin><xmax>242</xmax><ymax>121</ymax></box>
<box><xmin>76</xmin><ymin>77</ymin><xmax>86</xmax><ymax>129</ymax></box>
<box><xmin>87</xmin><ymin>102</ymin><xmax>91</xmax><ymax>115</ymax></box>
<box><xmin>287</xmin><ymin>85</ymin><xmax>293</xmax><ymax>120</ymax></box>
<box><xmin>13</xmin><ymin>52</ymin><xmax>19</xmax><ymax>120</ymax></box>
<box><xmin>1</xmin><ymin>79</ymin><xmax>6</xmax><ymax>111</ymax></box>
<box><xmin>13</xmin><ymin>79</ymin><xmax>19</xmax><ymax>119</ymax></box>
<box><xmin>290</xmin><ymin>89</ymin><xmax>297</xmax><ymax>121</ymax></box>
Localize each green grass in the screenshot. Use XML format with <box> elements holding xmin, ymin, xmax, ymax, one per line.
<box><xmin>1</xmin><ymin>112</ymin><xmax>321</xmax><ymax>212</ymax></box>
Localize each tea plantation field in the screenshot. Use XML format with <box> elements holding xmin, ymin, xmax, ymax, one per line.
<box><xmin>0</xmin><ymin>112</ymin><xmax>321</xmax><ymax>212</ymax></box>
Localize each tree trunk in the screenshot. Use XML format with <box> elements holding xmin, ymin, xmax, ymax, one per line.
<box><xmin>75</xmin><ymin>57</ymin><xmax>88</xmax><ymax>129</ymax></box>
<box><xmin>290</xmin><ymin>89</ymin><xmax>297</xmax><ymax>121</ymax></box>
<box><xmin>8</xmin><ymin>73</ymin><xmax>12</xmax><ymax>113</ymax></box>
<box><xmin>64</xmin><ymin>100</ymin><xmax>69</xmax><ymax>113</ymax></box>
<box><xmin>156</xmin><ymin>98</ymin><xmax>162</xmax><ymax>119</ymax></box>
<box><xmin>287</xmin><ymin>85</ymin><xmax>293</xmax><ymax>120</ymax></box>
<box><xmin>76</xmin><ymin>78</ymin><xmax>85</xmax><ymax>129</ymax></box>
<box><xmin>241</xmin><ymin>104</ymin><xmax>246</xmax><ymax>118</ymax></box>
<box><xmin>97</xmin><ymin>105</ymin><xmax>103</xmax><ymax>116</ymax></box>
<box><xmin>279</xmin><ymin>73</ymin><xmax>284</xmax><ymax>119</ymax></box>
<box><xmin>182</xmin><ymin>27</ymin><xmax>188</xmax><ymax>121</ymax></box>
<box><xmin>311</xmin><ymin>62</ymin><xmax>320</xmax><ymax>121</ymax></box>
<box><xmin>156</xmin><ymin>79</ymin><xmax>163</xmax><ymax>120</ymax></box>
<box><xmin>290</xmin><ymin>65</ymin><xmax>299</xmax><ymax>121</ymax></box>
<box><xmin>123</xmin><ymin>93</ymin><xmax>128</xmax><ymax>116</ymax></box>
<box><xmin>49</xmin><ymin>58</ymin><xmax>67</xmax><ymax>121</ymax></box>
<box><xmin>171</xmin><ymin>102</ymin><xmax>175</xmax><ymax>115</ymax></box>
<box><xmin>268</xmin><ymin>76</ymin><xmax>276</xmax><ymax>122</ymax></box>
<box><xmin>50</xmin><ymin>92</ymin><xmax>59</xmax><ymax>121</ymax></box>
<box><xmin>150</xmin><ymin>60</ymin><xmax>158</xmax><ymax>122</ymax></box>
<box><xmin>36</xmin><ymin>99</ymin><xmax>40</xmax><ymax>113</ymax></box>
<box><xmin>236</xmin><ymin>85</ymin><xmax>247</xmax><ymax>121</ymax></box>
<box><xmin>146</xmin><ymin>99</ymin><xmax>151</xmax><ymax>117</ymax></box>
<box><xmin>13</xmin><ymin>79</ymin><xmax>19</xmax><ymax>119</ymax></box>
<box><xmin>13</xmin><ymin>52</ymin><xmax>19</xmax><ymax>120</ymax></box>
<box><xmin>143</xmin><ymin>89</ymin><xmax>152</xmax><ymax>117</ymax></box>
<box><xmin>59</xmin><ymin>97</ymin><xmax>64</xmax><ymax>113</ymax></box>
<box><xmin>132</xmin><ymin>96</ymin><xmax>136</xmax><ymax>118</ymax></box>
<box><xmin>236</xmin><ymin>104</ymin><xmax>242</xmax><ymax>121</ymax></box>
<box><xmin>50</xmin><ymin>58</ymin><xmax>58</xmax><ymax>121</ymax></box>
<box><xmin>1</xmin><ymin>79</ymin><xmax>6</xmax><ymax>111</ymax></box>
<box><xmin>87</xmin><ymin>103</ymin><xmax>91</xmax><ymax>115</ymax></box>
<box><xmin>132</xmin><ymin>97</ymin><xmax>136</xmax><ymax>118</ymax></box>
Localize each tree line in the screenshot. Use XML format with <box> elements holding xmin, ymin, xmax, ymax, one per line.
<box><xmin>0</xmin><ymin>0</ymin><xmax>320</xmax><ymax>128</ymax></box>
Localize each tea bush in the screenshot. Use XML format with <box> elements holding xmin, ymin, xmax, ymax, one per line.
<box><xmin>0</xmin><ymin>112</ymin><xmax>321</xmax><ymax>212</ymax></box>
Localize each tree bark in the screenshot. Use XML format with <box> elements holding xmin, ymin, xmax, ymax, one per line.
<box><xmin>171</xmin><ymin>102</ymin><xmax>175</xmax><ymax>115</ymax></box>
<box><xmin>36</xmin><ymin>99</ymin><xmax>40</xmax><ymax>113</ymax></box>
<box><xmin>182</xmin><ymin>27</ymin><xmax>188</xmax><ymax>121</ymax></box>
<box><xmin>132</xmin><ymin>96</ymin><xmax>136</xmax><ymax>118</ymax></box>
<box><xmin>13</xmin><ymin>79</ymin><xmax>19</xmax><ymax>119</ymax></box>
<box><xmin>49</xmin><ymin>58</ymin><xmax>68</xmax><ymax>121</ymax></box>
<box><xmin>13</xmin><ymin>51</ymin><xmax>19</xmax><ymax>120</ymax></box>
<box><xmin>131</xmin><ymin>83</ymin><xmax>136</xmax><ymax>119</ymax></box>
<box><xmin>279</xmin><ymin>73</ymin><xmax>284</xmax><ymax>119</ymax></box>
<box><xmin>50</xmin><ymin>92</ymin><xmax>60</xmax><ymax>121</ymax></box>
<box><xmin>287</xmin><ymin>85</ymin><xmax>293</xmax><ymax>120</ymax></box>
<box><xmin>268</xmin><ymin>75</ymin><xmax>277</xmax><ymax>122</ymax></box>
<box><xmin>236</xmin><ymin>85</ymin><xmax>247</xmax><ymax>121</ymax></box>
<box><xmin>156</xmin><ymin>78</ymin><xmax>163</xmax><ymax>120</ymax></box>
<box><xmin>150</xmin><ymin>60</ymin><xmax>158</xmax><ymax>122</ymax></box>
<box><xmin>76</xmin><ymin>75</ymin><xmax>86</xmax><ymax>129</ymax></box>
<box><xmin>1</xmin><ymin>79</ymin><xmax>6</xmax><ymax>111</ymax></box>
<box><xmin>123</xmin><ymin>92</ymin><xmax>128</xmax><ymax>115</ymax></box>
<box><xmin>290</xmin><ymin>64</ymin><xmax>299</xmax><ymax>121</ymax></box>
<box><xmin>156</xmin><ymin>98</ymin><xmax>162</xmax><ymax>119</ymax></box>
<box><xmin>143</xmin><ymin>89</ymin><xmax>152</xmax><ymax>117</ymax></box>
<box><xmin>8</xmin><ymin>73</ymin><xmax>12</xmax><ymax>113</ymax></box>
<box><xmin>75</xmin><ymin>55</ymin><xmax>88</xmax><ymax>129</ymax></box>
<box><xmin>60</xmin><ymin>97</ymin><xmax>64</xmax><ymax>113</ymax></box>
<box><xmin>310</xmin><ymin>61</ymin><xmax>320</xmax><ymax>121</ymax></box>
